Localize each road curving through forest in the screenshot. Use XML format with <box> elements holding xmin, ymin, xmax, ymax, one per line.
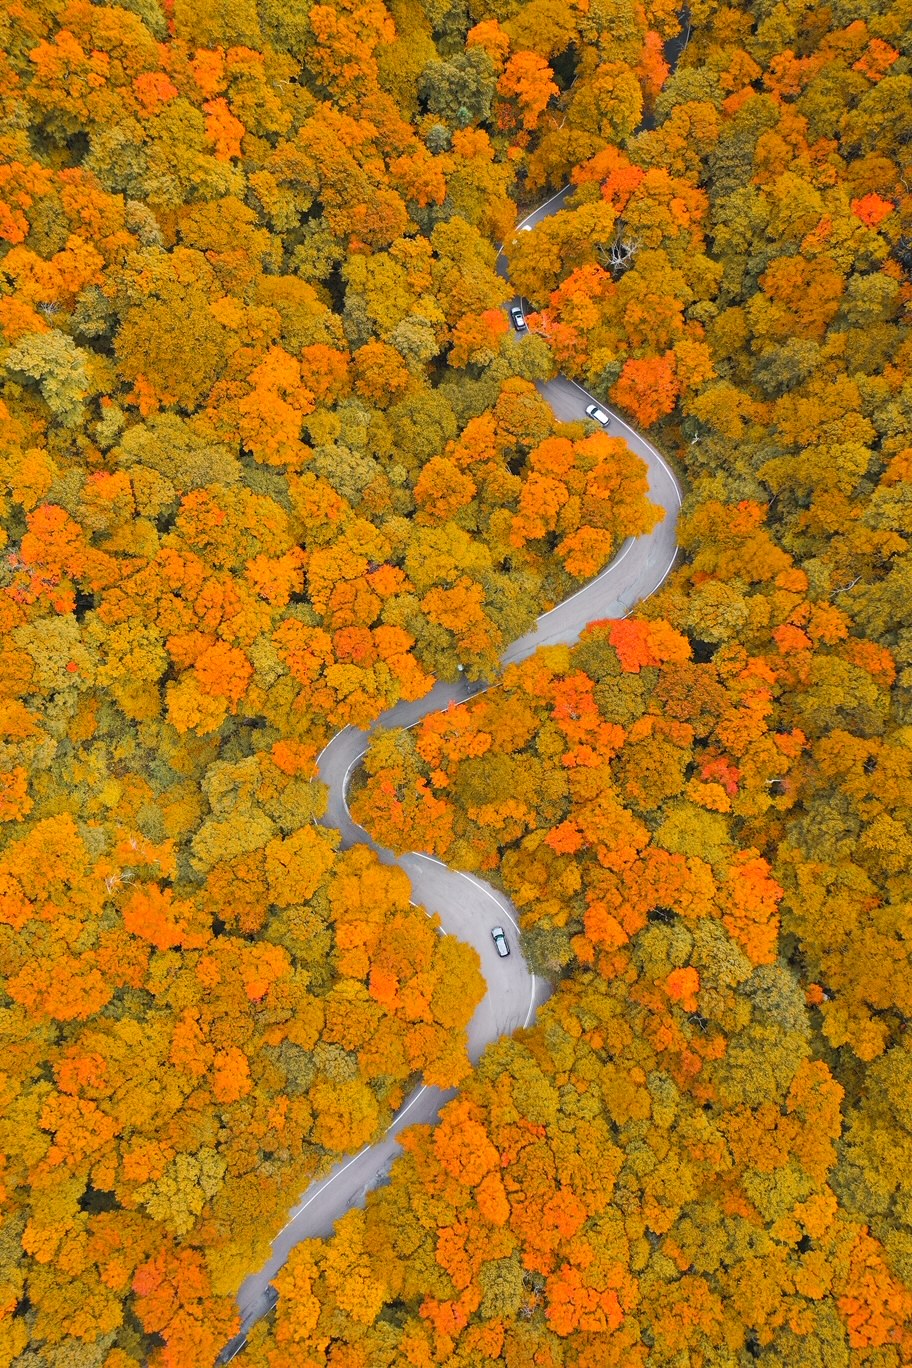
<box><xmin>222</xmin><ymin>190</ymin><xmax>684</xmax><ymax>1364</ymax></box>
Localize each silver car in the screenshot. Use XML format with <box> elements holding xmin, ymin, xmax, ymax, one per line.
<box><xmin>510</xmin><ymin>305</ymin><xmax>527</xmax><ymax>331</ymax></box>
<box><xmin>585</xmin><ymin>403</ymin><xmax>611</xmax><ymax>426</ymax></box>
<box><xmin>491</xmin><ymin>926</ymin><xmax>510</xmax><ymax>957</ymax></box>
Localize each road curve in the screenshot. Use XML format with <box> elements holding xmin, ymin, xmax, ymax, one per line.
<box><xmin>224</xmin><ymin>190</ymin><xmax>684</xmax><ymax>1361</ymax></box>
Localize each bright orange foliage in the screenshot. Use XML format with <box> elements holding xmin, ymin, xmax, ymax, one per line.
<box><xmin>3</xmin><ymin>0</ymin><xmax>912</xmax><ymax>1362</ymax></box>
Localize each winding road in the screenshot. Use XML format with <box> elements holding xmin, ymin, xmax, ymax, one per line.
<box><xmin>222</xmin><ymin>190</ymin><xmax>684</xmax><ymax>1362</ymax></box>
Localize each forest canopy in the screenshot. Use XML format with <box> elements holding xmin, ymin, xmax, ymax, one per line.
<box><xmin>0</xmin><ymin>0</ymin><xmax>660</xmax><ymax>1359</ymax></box>
<box><xmin>1</xmin><ymin>0</ymin><xmax>912</xmax><ymax>1362</ymax></box>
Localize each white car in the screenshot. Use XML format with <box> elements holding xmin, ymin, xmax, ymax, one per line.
<box><xmin>510</xmin><ymin>305</ymin><xmax>526</xmax><ymax>331</ymax></box>
<box><xmin>585</xmin><ymin>403</ymin><xmax>611</xmax><ymax>427</ymax></box>
<box><xmin>491</xmin><ymin>926</ymin><xmax>510</xmax><ymax>957</ymax></box>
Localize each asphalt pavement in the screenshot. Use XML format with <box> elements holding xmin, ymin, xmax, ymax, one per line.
<box><xmin>222</xmin><ymin>182</ymin><xmax>683</xmax><ymax>1363</ymax></box>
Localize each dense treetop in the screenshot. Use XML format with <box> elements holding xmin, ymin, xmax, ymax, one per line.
<box><xmin>1</xmin><ymin>0</ymin><xmax>911</xmax><ymax>1361</ymax></box>
<box><xmin>261</xmin><ymin>0</ymin><xmax>912</xmax><ymax>1359</ymax></box>
<box><xmin>0</xmin><ymin>0</ymin><xmax>661</xmax><ymax>1361</ymax></box>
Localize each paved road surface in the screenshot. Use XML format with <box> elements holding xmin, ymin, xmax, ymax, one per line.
<box><xmin>222</xmin><ymin>186</ymin><xmax>683</xmax><ymax>1363</ymax></box>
